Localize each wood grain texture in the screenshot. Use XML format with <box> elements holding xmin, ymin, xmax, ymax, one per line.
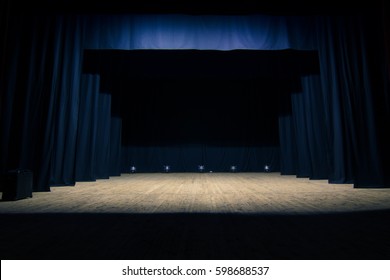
<box><xmin>1</xmin><ymin>173</ymin><xmax>389</xmax><ymax>214</ymax></box>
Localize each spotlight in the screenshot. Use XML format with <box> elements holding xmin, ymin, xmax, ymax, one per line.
<box><xmin>130</xmin><ymin>166</ymin><xmax>136</xmax><ymax>173</ymax></box>
<box><xmin>230</xmin><ymin>165</ymin><xmax>237</xmax><ymax>172</ymax></box>
<box><xmin>198</xmin><ymin>165</ymin><xmax>205</xmax><ymax>172</ymax></box>
<box><xmin>163</xmin><ymin>165</ymin><xmax>170</xmax><ymax>173</ymax></box>
<box><xmin>264</xmin><ymin>164</ymin><xmax>270</xmax><ymax>172</ymax></box>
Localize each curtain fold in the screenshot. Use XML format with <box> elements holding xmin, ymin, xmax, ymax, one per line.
<box><xmin>278</xmin><ymin>75</ymin><xmax>330</xmax><ymax>180</ymax></box>
<box><xmin>74</xmin><ymin>74</ymin><xmax>100</xmax><ymax>181</ymax></box>
<box><xmin>316</xmin><ymin>16</ymin><xmax>388</xmax><ymax>187</ymax></box>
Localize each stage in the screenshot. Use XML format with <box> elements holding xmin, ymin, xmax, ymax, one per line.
<box><xmin>1</xmin><ymin>173</ymin><xmax>390</xmax><ymax>259</ymax></box>
<box><xmin>1</xmin><ymin>173</ymin><xmax>390</xmax><ymax>214</ymax></box>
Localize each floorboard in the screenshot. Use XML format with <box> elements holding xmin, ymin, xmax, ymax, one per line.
<box><xmin>1</xmin><ymin>173</ymin><xmax>390</xmax><ymax>259</ymax></box>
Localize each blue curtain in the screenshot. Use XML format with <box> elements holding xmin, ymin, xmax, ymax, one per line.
<box><xmin>1</xmin><ymin>11</ymin><xmax>389</xmax><ymax>190</ymax></box>
<box><xmin>316</xmin><ymin>16</ymin><xmax>388</xmax><ymax>186</ymax></box>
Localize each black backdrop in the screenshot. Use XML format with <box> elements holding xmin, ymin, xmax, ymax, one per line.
<box><xmin>1</xmin><ymin>1</ymin><xmax>389</xmax><ymax>191</ymax></box>
<box><xmin>83</xmin><ymin>49</ymin><xmax>318</xmax><ymax>173</ymax></box>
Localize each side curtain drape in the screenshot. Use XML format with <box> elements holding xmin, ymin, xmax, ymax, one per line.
<box><xmin>1</xmin><ymin>14</ymin><xmax>61</xmax><ymax>191</ymax></box>
<box><xmin>279</xmin><ymin>15</ymin><xmax>389</xmax><ymax>187</ymax></box>
<box><xmin>383</xmin><ymin>0</ymin><xmax>390</xmax><ymax>187</ymax></box>
<box><xmin>0</xmin><ymin>14</ymin><xmax>122</xmax><ymax>191</ymax></box>
<box><xmin>278</xmin><ymin>75</ymin><xmax>330</xmax><ymax>179</ymax></box>
<box><xmin>316</xmin><ymin>16</ymin><xmax>389</xmax><ymax>187</ymax></box>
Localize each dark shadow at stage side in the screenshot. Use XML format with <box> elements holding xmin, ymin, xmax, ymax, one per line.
<box><xmin>1</xmin><ymin>210</ymin><xmax>390</xmax><ymax>260</ymax></box>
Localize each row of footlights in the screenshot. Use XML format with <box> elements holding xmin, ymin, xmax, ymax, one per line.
<box><xmin>129</xmin><ymin>165</ymin><xmax>271</xmax><ymax>173</ymax></box>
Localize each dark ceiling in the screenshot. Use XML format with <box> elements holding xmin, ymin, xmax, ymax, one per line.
<box><xmin>6</xmin><ymin>0</ymin><xmax>382</xmax><ymax>16</ymax></box>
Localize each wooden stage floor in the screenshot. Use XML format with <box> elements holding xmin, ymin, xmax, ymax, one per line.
<box><xmin>1</xmin><ymin>173</ymin><xmax>390</xmax><ymax>259</ymax></box>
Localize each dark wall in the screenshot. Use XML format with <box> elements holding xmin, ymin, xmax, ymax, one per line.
<box><xmin>83</xmin><ymin>49</ymin><xmax>319</xmax><ymax>173</ymax></box>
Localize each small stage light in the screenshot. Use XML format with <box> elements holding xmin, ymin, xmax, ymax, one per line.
<box><xmin>264</xmin><ymin>165</ymin><xmax>270</xmax><ymax>172</ymax></box>
<box><xmin>198</xmin><ymin>165</ymin><xmax>205</xmax><ymax>172</ymax></box>
<box><xmin>163</xmin><ymin>165</ymin><xmax>170</xmax><ymax>173</ymax></box>
<box><xmin>130</xmin><ymin>166</ymin><xmax>136</xmax><ymax>173</ymax></box>
<box><xmin>230</xmin><ymin>165</ymin><xmax>237</xmax><ymax>172</ymax></box>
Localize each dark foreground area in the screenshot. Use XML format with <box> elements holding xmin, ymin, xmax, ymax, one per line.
<box><xmin>1</xmin><ymin>210</ymin><xmax>390</xmax><ymax>259</ymax></box>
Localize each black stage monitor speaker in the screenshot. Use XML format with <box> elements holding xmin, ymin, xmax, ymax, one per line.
<box><xmin>2</xmin><ymin>170</ymin><xmax>33</xmax><ymax>201</ymax></box>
